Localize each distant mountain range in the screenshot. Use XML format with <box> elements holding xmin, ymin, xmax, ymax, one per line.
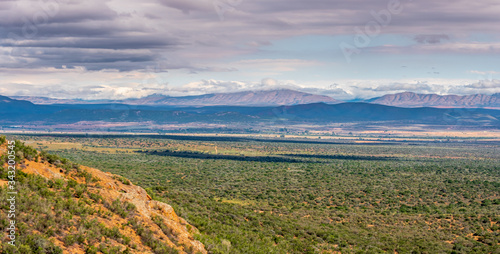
<box><xmin>366</xmin><ymin>92</ymin><xmax>500</xmax><ymax>108</ymax></box>
<box><xmin>11</xmin><ymin>90</ymin><xmax>500</xmax><ymax>108</ymax></box>
<box><xmin>1</xmin><ymin>94</ymin><xmax>499</xmax><ymax>128</ymax></box>
<box><xmin>13</xmin><ymin>89</ymin><xmax>340</xmax><ymax>106</ymax></box>
<box><xmin>120</xmin><ymin>89</ymin><xmax>341</xmax><ymax>106</ymax></box>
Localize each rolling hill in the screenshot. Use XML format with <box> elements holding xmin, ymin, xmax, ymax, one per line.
<box><xmin>0</xmin><ymin>95</ymin><xmax>39</xmax><ymax>112</ymax></box>
<box><xmin>261</xmin><ymin>102</ymin><xmax>500</xmax><ymax>125</ymax></box>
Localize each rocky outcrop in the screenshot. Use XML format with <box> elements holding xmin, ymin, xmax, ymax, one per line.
<box><xmin>3</xmin><ymin>145</ymin><xmax>207</xmax><ymax>254</ymax></box>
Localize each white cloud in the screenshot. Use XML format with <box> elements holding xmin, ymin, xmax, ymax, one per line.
<box><xmin>234</xmin><ymin>59</ymin><xmax>321</xmax><ymax>72</ymax></box>
<box><xmin>2</xmin><ymin>76</ymin><xmax>498</xmax><ymax>101</ymax></box>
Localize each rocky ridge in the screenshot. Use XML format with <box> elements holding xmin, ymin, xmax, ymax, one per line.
<box><xmin>0</xmin><ymin>140</ymin><xmax>206</xmax><ymax>254</ymax></box>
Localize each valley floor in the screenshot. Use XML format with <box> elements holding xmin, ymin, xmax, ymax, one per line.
<box><xmin>4</xmin><ymin>132</ymin><xmax>500</xmax><ymax>253</ymax></box>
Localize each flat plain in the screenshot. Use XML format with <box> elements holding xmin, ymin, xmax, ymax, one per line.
<box><xmin>14</xmin><ymin>133</ymin><xmax>500</xmax><ymax>253</ymax></box>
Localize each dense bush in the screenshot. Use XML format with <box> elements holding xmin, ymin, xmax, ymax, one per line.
<box><xmin>39</xmin><ymin>150</ymin><xmax>80</xmax><ymax>172</ymax></box>
<box><xmin>13</xmin><ymin>135</ymin><xmax>500</xmax><ymax>253</ymax></box>
<box><xmin>0</xmin><ymin>167</ymin><xmax>133</xmax><ymax>253</ymax></box>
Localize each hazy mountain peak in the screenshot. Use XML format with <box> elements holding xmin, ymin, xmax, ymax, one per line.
<box><xmin>367</xmin><ymin>92</ymin><xmax>500</xmax><ymax>108</ymax></box>
<box><xmin>121</xmin><ymin>89</ymin><xmax>341</xmax><ymax>106</ymax></box>
<box><xmin>143</xmin><ymin>93</ymin><xmax>171</xmax><ymax>98</ymax></box>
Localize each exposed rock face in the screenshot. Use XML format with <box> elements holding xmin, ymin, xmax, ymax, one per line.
<box><xmin>367</xmin><ymin>92</ymin><xmax>500</xmax><ymax>108</ymax></box>
<box><xmin>3</xmin><ymin>145</ymin><xmax>207</xmax><ymax>254</ymax></box>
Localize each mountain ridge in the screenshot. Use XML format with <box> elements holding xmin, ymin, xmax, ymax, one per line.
<box><xmin>366</xmin><ymin>92</ymin><xmax>500</xmax><ymax>108</ymax></box>
<box><xmin>1</xmin><ymin>95</ymin><xmax>498</xmax><ymax>127</ymax></box>
<box><xmin>13</xmin><ymin>89</ymin><xmax>340</xmax><ymax>106</ymax></box>
<box><xmin>10</xmin><ymin>90</ymin><xmax>500</xmax><ymax>108</ymax></box>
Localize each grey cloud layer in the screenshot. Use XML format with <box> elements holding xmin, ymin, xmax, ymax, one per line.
<box><xmin>414</xmin><ymin>34</ymin><xmax>450</xmax><ymax>44</ymax></box>
<box><xmin>1</xmin><ymin>0</ymin><xmax>500</xmax><ymax>72</ymax></box>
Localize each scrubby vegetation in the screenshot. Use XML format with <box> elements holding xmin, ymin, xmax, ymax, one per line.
<box><xmin>0</xmin><ymin>137</ymin><xmax>193</xmax><ymax>254</ymax></box>
<box><xmin>21</xmin><ymin>135</ymin><xmax>498</xmax><ymax>254</ymax></box>
<box><xmin>0</xmin><ymin>142</ymin><xmax>133</xmax><ymax>253</ymax></box>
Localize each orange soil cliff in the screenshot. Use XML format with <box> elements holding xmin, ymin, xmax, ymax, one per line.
<box><xmin>0</xmin><ymin>144</ymin><xmax>207</xmax><ymax>254</ymax></box>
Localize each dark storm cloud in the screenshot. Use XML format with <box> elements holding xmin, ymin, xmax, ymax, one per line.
<box><xmin>157</xmin><ymin>0</ymin><xmax>213</xmax><ymax>14</ymax></box>
<box><xmin>2</xmin><ymin>36</ymin><xmax>179</xmax><ymax>50</ymax></box>
<box><xmin>0</xmin><ymin>0</ymin><xmax>182</xmax><ymax>71</ymax></box>
<box><xmin>0</xmin><ymin>1</ymin><xmax>117</xmax><ymax>27</ymax></box>
<box><xmin>243</xmin><ymin>0</ymin><xmax>382</xmax><ymax>14</ymax></box>
<box><xmin>414</xmin><ymin>34</ymin><xmax>450</xmax><ymax>44</ymax></box>
<box><xmin>11</xmin><ymin>47</ymin><xmax>155</xmax><ymax>63</ymax></box>
<box><xmin>4</xmin><ymin>49</ymin><xmax>155</xmax><ymax>71</ymax></box>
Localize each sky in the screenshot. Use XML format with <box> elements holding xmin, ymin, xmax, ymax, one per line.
<box><xmin>0</xmin><ymin>0</ymin><xmax>499</xmax><ymax>100</ymax></box>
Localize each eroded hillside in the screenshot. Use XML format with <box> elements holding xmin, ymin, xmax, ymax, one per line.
<box><xmin>0</xmin><ymin>137</ymin><xmax>206</xmax><ymax>254</ymax></box>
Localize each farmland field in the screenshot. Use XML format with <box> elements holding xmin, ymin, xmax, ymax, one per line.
<box><xmin>16</xmin><ymin>134</ymin><xmax>500</xmax><ymax>253</ymax></box>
